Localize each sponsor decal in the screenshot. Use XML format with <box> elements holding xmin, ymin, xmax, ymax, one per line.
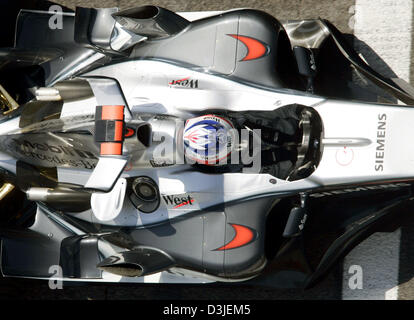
<box><xmin>169</xmin><ymin>77</ymin><xmax>199</xmax><ymax>88</ymax></box>
<box><xmin>13</xmin><ymin>148</ymin><xmax>96</xmax><ymax>169</ymax></box>
<box><xmin>215</xmin><ymin>224</ymin><xmax>256</xmax><ymax>251</ymax></box>
<box><xmin>228</xmin><ymin>34</ymin><xmax>270</xmax><ymax>61</ymax></box>
<box><xmin>22</xmin><ymin>114</ymin><xmax>94</xmax><ymax>133</ymax></box>
<box><xmin>163</xmin><ymin>193</ymin><xmax>195</xmax><ymax>209</ymax></box>
<box><xmin>7</xmin><ymin>138</ymin><xmax>98</xmax><ymax>169</ymax></box>
<box><xmin>11</xmin><ymin>139</ymin><xmax>97</xmax><ymax>159</ymax></box>
<box><xmin>309</xmin><ymin>182</ymin><xmax>410</xmax><ymax>198</ymax></box>
<box><xmin>149</xmin><ymin>159</ymin><xmax>174</xmax><ymax>167</ymax></box>
<box><xmin>375</xmin><ymin>113</ymin><xmax>387</xmax><ymax>171</ymax></box>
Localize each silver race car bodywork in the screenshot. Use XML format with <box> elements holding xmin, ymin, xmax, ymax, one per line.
<box><xmin>0</xmin><ymin>5</ymin><xmax>413</xmax><ymax>288</ymax></box>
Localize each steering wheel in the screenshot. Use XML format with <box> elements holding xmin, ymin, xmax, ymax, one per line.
<box><xmin>287</xmin><ymin>110</ymin><xmax>314</xmax><ymax>181</ymax></box>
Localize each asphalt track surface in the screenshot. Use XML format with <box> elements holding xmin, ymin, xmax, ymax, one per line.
<box><xmin>1</xmin><ymin>0</ymin><xmax>414</xmax><ymax>300</ymax></box>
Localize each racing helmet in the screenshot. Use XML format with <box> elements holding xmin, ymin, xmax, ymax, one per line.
<box><xmin>183</xmin><ymin>114</ymin><xmax>236</xmax><ymax>165</ymax></box>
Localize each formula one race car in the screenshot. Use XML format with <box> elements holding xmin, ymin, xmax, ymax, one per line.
<box><xmin>0</xmin><ymin>4</ymin><xmax>414</xmax><ymax>288</ymax></box>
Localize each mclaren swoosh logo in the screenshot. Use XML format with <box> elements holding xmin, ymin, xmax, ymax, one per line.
<box><xmin>216</xmin><ymin>224</ymin><xmax>256</xmax><ymax>251</ymax></box>
<box><xmin>228</xmin><ymin>34</ymin><xmax>270</xmax><ymax>61</ymax></box>
<box><xmin>124</xmin><ymin>127</ymin><xmax>135</xmax><ymax>138</ymax></box>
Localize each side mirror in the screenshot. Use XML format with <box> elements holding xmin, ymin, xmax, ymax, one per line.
<box><xmin>293</xmin><ymin>46</ymin><xmax>317</xmax><ymax>93</ymax></box>
<box><xmin>74</xmin><ymin>7</ymin><xmax>118</xmax><ymax>51</ymax></box>
<box><xmin>283</xmin><ymin>206</ymin><xmax>308</xmax><ymax>238</ymax></box>
<box><xmin>293</xmin><ymin>46</ymin><xmax>317</xmax><ymax>78</ymax></box>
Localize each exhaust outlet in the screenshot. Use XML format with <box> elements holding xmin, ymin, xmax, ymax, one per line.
<box><xmin>97</xmin><ymin>247</ymin><xmax>175</xmax><ymax>277</ymax></box>
<box><xmin>112</xmin><ymin>6</ymin><xmax>189</xmax><ymax>38</ymax></box>
<box><xmin>26</xmin><ymin>187</ymin><xmax>91</xmax><ymax>203</ymax></box>
<box><xmin>26</xmin><ymin>187</ymin><xmax>92</xmax><ymax>212</ymax></box>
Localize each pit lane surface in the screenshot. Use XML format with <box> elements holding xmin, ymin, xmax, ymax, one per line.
<box><xmin>1</xmin><ymin>0</ymin><xmax>414</xmax><ymax>300</ymax></box>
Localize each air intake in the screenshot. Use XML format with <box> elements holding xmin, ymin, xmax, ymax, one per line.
<box><xmin>112</xmin><ymin>6</ymin><xmax>190</xmax><ymax>38</ymax></box>
<box><xmin>97</xmin><ymin>247</ymin><xmax>175</xmax><ymax>277</ymax></box>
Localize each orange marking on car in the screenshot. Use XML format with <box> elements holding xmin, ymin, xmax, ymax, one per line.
<box><xmin>169</xmin><ymin>77</ymin><xmax>190</xmax><ymax>85</ymax></box>
<box><xmin>100</xmin><ymin>142</ymin><xmax>122</xmax><ymax>155</ymax></box>
<box><xmin>217</xmin><ymin>224</ymin><xmax>255</xmax><ymax>250</ymax></box>
<box><xmin>101</xmin><ymin>105</ymin><xmax>124</xmax><ymax>120</ymax></box>
<box><xmin>125</xmin><ymin>128</ymin><xmax>135</xmax><ymax>138</ymax></box>
<box><xmin>228</xmin><ymin>34</ymin><xmax>268</xmax><ymax>61</ymax></box>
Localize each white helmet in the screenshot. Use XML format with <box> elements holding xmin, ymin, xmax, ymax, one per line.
<box><xmin>183</xmin><ymin>114</ymin><xmax>236</xmax><ymax>165</ymax></box>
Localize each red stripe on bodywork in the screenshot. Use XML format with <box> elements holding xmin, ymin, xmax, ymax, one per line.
<box><xmin>124</xmin><ymin>127</ymin><xmax>135</xmax><ymax>138</ymax></box>
<box><xmin>228</xmin><ymin>34</ymin><xmax>268</xmax><ymax>61</ymax></box>
<box><xmin>169</xmin><ymin>77</ymin><xmax>190</xmax><ymax>85</ymax></box>
<box><xmin>100</xmin><ymin>142</ymin><xmax>122</xmax><ymax>155</ymax></box>
<box><xmin>173</xmin><ymin>199</ymin><xmax>194</xmax><ymax>208</ymax></box>
<box><xmin>101</xmin><ymin>105</ymin><xmax>124</xmax><ymax>121</ymax></box>
<box><xmin>217</xmin><ymin>224</ymin><xmax>255</xmax><ymax>251</ymax></box>
<box><xmin>114</xmin><ymin>121</ymin><xmax>124</xmax><ymax>141</ymax></box>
